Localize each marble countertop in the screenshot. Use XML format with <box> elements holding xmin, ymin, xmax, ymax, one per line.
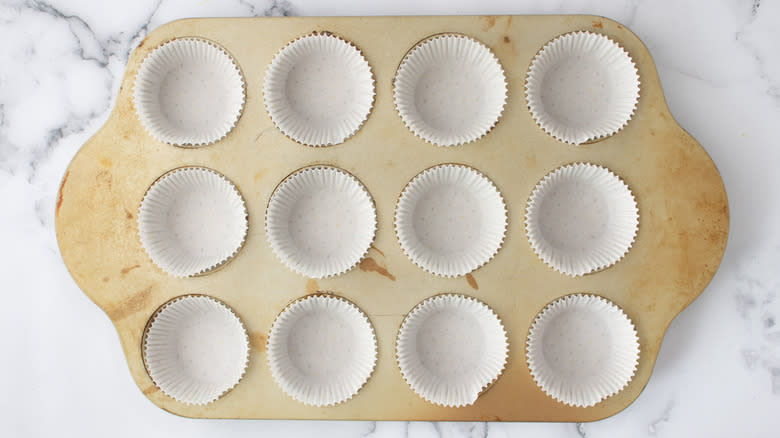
<box><xmin>1</xmin><ymin>0</ymin><xmax>778</xmax><ymax>436</ymax></box>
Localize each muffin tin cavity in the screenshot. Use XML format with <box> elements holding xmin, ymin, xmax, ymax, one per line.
<box><xmin>525</xmin><ymin>163</ymin><xmax>638</xmax><ymax>277</ymax></box>
<box><xmin>267</xmin><ymin>295</ymin><xmax>377</xmax><ymax>406</ymax></box>
<box><xmin>525</xmin><ymin>31</ymin><xmax>640</xmax><ymax>145</ymax></box>
<box><xmin>263</xmin><ymin>33</ymin><xmax>375</xmax><ymax>146</ymax></box>
<box><xmin>396</xmin><ymin>294</ymin><xmax>508</xmax><ymax>407</ymax></box>
<box><xmin>266</xmin><ymin>166</ymin><xmax>376</xmax><ymax>279</ymax></box>
<box><xmin>395</xmin><ymin>164</ymin><xmax>507</xmax><ymax>277</ymax></box>
<box><xmin>142</xmin><ymin>295</ymin><xmax>249</xmax><ymax>405</ymax></box>
<box><xmin>393</xmin><ymin>34</ymin><xmax>507</xmax><ymax>146</ymax></box>
<box><xmin>138</xmin><ymin>167</ymin><xmax>248</xmax><ymax>278</ymax></box>
<box><xmin>526</xmin><ymin>294</ymin><xmax>640</xmax><ymax>407</ymax></box>
<box><xmin>133</xmin><ymin>38</ymin><xmax>245</xmax><ymax>146</ymax></box>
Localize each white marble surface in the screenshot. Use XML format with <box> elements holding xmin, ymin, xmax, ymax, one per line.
<box><xmin>1</xmin><ymin>0</ymin><xmax>778</xmax><ymax>436</ymax></box>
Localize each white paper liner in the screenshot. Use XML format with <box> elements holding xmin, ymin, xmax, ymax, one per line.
<box><xmin>263</xmin><ymin>33</ymin><xmax>375</xmax><ymax>146</ymax></box>
<box><xmin>266</xmin><ymin>166</ymin><xmax>376</xmax><ymax>278</ymax></box>
<box><xmin>396</xmin><ymin>294</ymin><xmax>508</xmax><ymax>407</ymax></box>
<box><xmin>526</xmin><ymin>294</ymin><xmax>640</xmax><ymax>407</ymax></box>
<box><xmin>267</xmin><ymin>295</ymin><xmax>377</xmax><ymax>406</ymax></box>
<box><xmin>395</xmin><ymin>164</ymin><xmax>507</xmax><ymax>277</ymax></box>
<box><xmin>143</xmin><ymin>295</ymin><xmax>249</xmax><ymax>405</ymax></box>
<box><xmin>134</xmin><ymin>38</ymin><xmax>245</xmax><ymax>146</ymax></box>
<box><xmin>393</xmin><ymin>34</ymin><xmax>507</xmax><ymax>146</ymax></box>
<box><xmin>138</xmin><ymin>167</ymin><xmax>248</xmax><ymax>277</ymax></box>
<box><xmin>525</xmin><ymin>31</ymin><xmax>640</xmax><ymax>145</ymax></box>
<box><xmin>525</xmin><ymin>163</ymin><xmax>638</xmax><ymax>277</ymax></box>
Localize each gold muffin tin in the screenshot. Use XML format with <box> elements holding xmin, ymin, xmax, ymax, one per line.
<box><xmin>55</xmin><ymin>15</ymin><xmax>728</xmax><ymax>421</ymax></box>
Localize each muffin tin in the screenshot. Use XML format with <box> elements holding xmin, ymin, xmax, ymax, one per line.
<box><xmin>55</xmin><ymin>15</ymin><xmax>729</xmax><ymax>421</ymax></box>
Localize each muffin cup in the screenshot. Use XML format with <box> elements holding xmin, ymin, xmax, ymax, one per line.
<box><xmin>133</xmin><ymin>38</ymin><xmax>245</xmax><ymax>146</ymax></box>
<box><xmin>526</xmin><ymin>294</ymin><xmax>640</xmax><ymax>407</ymax></box>
<box><xmin>525</xmin><ymin>31</ymin><xmax>640</xmax><ymax>145</ymax></box>
<box><xmin>393</xmin><ymin>34</ymin><xmax>507</xmax><ymax>146</ymax></box>
<box><xmin>396</xmin><ymin>294</ymin><xmax>508</xmax><ymax>407</ymax></box>
<box><xmin>395</xmin><ymin>164</ymin><xmax>507</xmax><ymax>277</ymax></box>
<box><xmin>138</xmin><ymin>167</ymin><xmax>248</xmax><ymax>278</ymax></box>
<box><xmin>267</xmin><ymin>295</ymin><xmax>377</xmax><ymax>407</ymax></box>
<box><xmin>263</xmin><ymin>32</ymin><xmax>375</xmax><ymax>146</ymax></box>
<box><xmin>143</xmin><ymin>295</ymin><xmax>250</xmax><ymax>405</ymax></box>
<box><xmin>525</xmin><ymin>163</ymin><xmax>638</xmax><ymax>277</ymax></box>
<box><xmin>266</xmin><ymin>166</ymin><xmax>376</xmax><ymax>279</ymax></box>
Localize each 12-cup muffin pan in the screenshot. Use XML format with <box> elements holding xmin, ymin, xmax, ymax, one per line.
<box><xmin>55</xmin><ymin>15</ymin><xmax>729</xmax><ymax>421</ymax></box>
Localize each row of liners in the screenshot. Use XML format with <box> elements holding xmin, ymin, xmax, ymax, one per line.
<box><xmin>138</xmin><ymin>163</ymin><xmax>638</xmax><ymax>278</ymax></box>
<box><xmin>133</xmin><ymin>31</ymin><xmax>639</xmax><ymax>148</ymax></box>
<box><xmin>143</xmin><ymin>293</ymin><xmax>639</xmax><ymax>408</ymax></box>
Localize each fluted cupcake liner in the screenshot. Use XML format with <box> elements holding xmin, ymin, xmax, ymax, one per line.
<box><xmin>525</xmin><ymin>31</ymin><xmax>640</xmax><ymax>145</ymax></box>
<box><xmin>134</xmin><ymin>38</ymin><xmax>245</xmax><ymax>146</ymax></box>
<box><xmin>143</xmin><ymin>295</ymin><xmax>250</xmax><ymax>405</ymax></box>
<box><xmin>526</xmin><ymin>294</ymin><xmax>640</xmax><ymax>407</ymax></box>
<box><xmin>525</xmin><ymin>163</ymin><xmax>638</xmax><ymax>277</ymax></box>
<box><xmin>266</xmin><ymin>166</ymin><xmax>376</xmax><ymax>279</ymax></box>
<box><xmin>396</xmin><ymin>294</ymin><xmax>508</xmax><ymax>407</ymax></box>
<box><xmin>393</xmin><ymin>34</ymin><xmax>507</xmax><ymax>146</ymax></box>
<box><xmin>267</xmin><ymin>295</ymin><xmax>377</xmax><ymax>406</ymax></box>
<box><xmin>263</xmin><ymin>32</ymin><xmax>375</xmax><ymax>146</ymax></box>
<box><xmin>395</xmin><ymin>164</ymin><xmax>507</xmax><ymax>277</ymax></box>
<box><xmin>138</xmin><ymin>167</ymin><xmax>248</xmax><ymax>277</ymax></box>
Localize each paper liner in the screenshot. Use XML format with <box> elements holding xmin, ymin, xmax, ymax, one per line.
<box><xmin>263</xmin><ymin>33</ymin><xmax>375</xmax><ymax>146</ymax></box>
<box><xmin>395</xmin><ymin>164</ymin><xmax>507</xmax><ymax>277</ymax></box>
<box><xmin>525</xmin><ymin>163</ymin><xmax>638</xmax><ymax>277</ymax></box>
<box><xmin>396</xmin><ymin>294</ymin><xmax>508</xmax><ymax>407</ymax></box>
<box><xmin>526</xmin><ymin>294</ymin><xmax>640</xmax><ymax>407</ymax></box>
<box><xmin>266</xmin><ymin>166</ymin><xmax>376</xmax><ymax>278</ymax></box>
<box><xmin>525</xmin><ymin>31</ymin><xmax>640</xmax><ymax>145</ymax></box>
<box><xmin>138</xmin><ymin>167</ymin><xmax>248</xmax><ymax>277</ymax></box>
<box><xmin>267</xmin><ymin>295</ymin><xmax>377</xmax><ymax>406</ymax></box>
<box><xmin>133</xmin><ymin>38</ymin><xmax>245</xmax><ymax>146</ymax></box>
<box><xmin>393</xmin><ymin>34</ymin><xmax>507</xmax><ymax>146</ymax></box>
<box><xmin>143</xmin><ymin>295</ymin><xmax>249</xmax><ymax>405</ymax></box>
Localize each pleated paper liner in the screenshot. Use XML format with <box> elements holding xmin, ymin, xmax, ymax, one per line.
<box><xmin>263</xmin><ymin>32</ymin><xmax>375</xmax><ymax>146</ymax></box>
<box><xmin>133</xmin><ymin>38</ymin><xmax>245</xmax><ymax>146</ymax></box>
<box><xmin>138</xmin><ymin>167</ymin><xmax>248</xmax><ymax>278</ymax></box>
<box><xmin>526</xmin><ymin>294</ymin><xmax>640</xmax><ymax>408</ymax></box>
<box><xmin>265</xmin><ymin>166</ymin><xmax>377</xmax><ymax>279</ymax></box>
<box><xmin>525</xmin><ymin>31</ymin><xmax>640</xmax><ymax>145</ymax></box>
<box><xmin>395</xmin><ymin>164</ymin><xmax>507</xmax><ymax>277</ymax></box>
<box><xmin>393</xmin><ymin>34</ymin><xmax>507</xmax><ymax>146</ymax></box>
<box><xmin>267</xmin><ymin>294</ymin><xmax>378</xmax><ymax>407</ymax></box>
<box><xmin>142</xmin><ymin>295</ymin><xmax>250</xmax><ymax>405</ymax></box>
<box><xmin>525</xmin><ymin>162</ymin><xmax>639</xmax><ymax>277</ymax></box>
<box><xmin>396</xmin><ymin>294</ymin><xmax>508</xmax><ymax>407</ymax></box>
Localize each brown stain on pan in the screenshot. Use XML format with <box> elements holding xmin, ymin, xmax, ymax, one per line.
<box><xmin>106</xmin><ymin>285</ymin><xmax>153</xmax><ymax>321</ymax></box>
<box><xmin>370</xmin><ymin>245</ymin><xmax>385</xmax><ymax>257</ymax></box>
<box><xmin>592</xmin><ymin>21</ymin><xmax>604</xmax><ymax>29</ymax></box>
<box><xmin>142</xmin><ymin>385</ymin><xmax>157</xmax><ymax>395</ymax></box>
<box><xmin>249</xmin><ymin>332</ymin><xmax>266</xmax><ymax>352</ymax></box>
<box><xmin>55</xmin><ymin>171</ymin><xmax>69</xmax><ymax>215</ymax></box>
<box><xmin>96</xmin><ymin>170</ymin><xmax>112</xmax><ymax>190</ymax></box>
<box><xmin>120</xmin><ymin>264</ymin><xmax>141</xmax><ymax>276</ymax></box>
<box><xmin>305</xmin><ymin>279</ymin><xmax>319</xmax><ymax>293</ymax></box>
<box><xmin>465</xmin><ymin>273</ymin><xmax>479</xmax><ymax>290</ymax></box>
<box><xmin>482</xmin><ymin>16</ymin><xmax>497</xmax><ymax>31</ymax></box>
<box><xmin>359</xmin><ymin>257</ymin><xmax>396</xmax><ymax>281</ymax></box>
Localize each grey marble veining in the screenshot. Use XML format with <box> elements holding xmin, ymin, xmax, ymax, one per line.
<box><xmin>1</xmin><ymin>0</ymin><xmax>778</xmax><ymax>436</ymax></box>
